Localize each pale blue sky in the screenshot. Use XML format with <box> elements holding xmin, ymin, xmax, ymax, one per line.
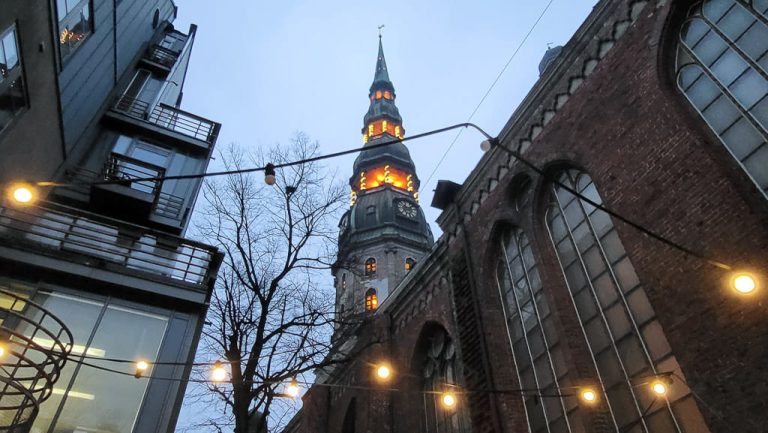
<box><xmin>173</xmin><ymin>0</ymin><xmax>597</xmax><ymax>429</ymax></box>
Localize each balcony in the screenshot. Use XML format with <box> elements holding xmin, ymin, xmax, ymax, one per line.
<box><xmin>109</xmin><ymin>95</ymin><xmax>220</xmax><ymax>148</ymax></box>
<box><xmin>0</xmin><ymin>202</ymin><xmax>221</xmax><ymax>288</ymax></box>
<box><xmin>141</xmin><ymin>30</ymin><xmax>188</xmax><ymax>72</ymax></box>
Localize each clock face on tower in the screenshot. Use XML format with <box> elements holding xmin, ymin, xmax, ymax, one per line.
<box><xmin>396</xmin><ymin>200</ymin><xmax>417</xmax><ymax>219</ymax></box>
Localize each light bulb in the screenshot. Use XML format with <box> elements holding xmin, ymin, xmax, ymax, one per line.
<box><xmin>9</xmin><ymin>183</ymin><xmax>36</xmax><ymax>205</ymax></box>
<box><xmin>651</xmin><ymin>380</ymin><xmax>668</xmax><ymax>396</ymax></box>
<box><xmin>264</xmin><ymin>163</ymin><xmax>276</xmax><ymax>186</ymax></box>
<box><xmin>376</xmin><ymin>365</ymin><xmax>391</xmax><ymax>381</ymax></box>
<box><xmin>211</xmin><ymin>361</ymin><xmax>227</xmax><ymax>382</ymax></box>
<box><xmin>285</xmin><ymin>378</ymin><xmax>300</xmax><ymax>398</ymax></box>
<box><xmin>480</xmin><ymin>140</ymin><xmax>493</xmax><ymax>152</ymax></box>
<box><xmin>134</xmin><ymin>360</ymin><xmax>149</xmax><ymax>378</ymax></box>
<box><xmin>441</xmin><ymin>392</ymin><xmax>457</xmax><ymax>409</ymax></box>
<box><xmin>580</xmin><ymin>388</ymin><xmax>598</xmax><ymax>404</ymax></box>
<box><xmin>732</xmin><ymin>273</ymin><xmax>757</xmax><ymax>294</ymax></box>
<box><xmin>0</xmin><ymin>345</ymin><xmax>5</xmax><ymax>357</ymax></box>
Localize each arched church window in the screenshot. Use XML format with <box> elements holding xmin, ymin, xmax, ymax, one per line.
<box><xmin>421</xmin><ymin>328</ymin><xmax>470</xmax><ymax>433</ymax></box>
<box><xmin>365</xmin><ymin>257</ymin><xmax>377</xmax><ymax>276</ymax></box>
<box><xmin>545</xmin><ymin>168</ymin><xmax>710</xmax><ymax>432</ymax></box>
<box><xmin>496</xmin><ymin>228</ymin><xmax>577</xmax><ymax>432</ymax></box>
<box><xmin>364</xmin><ymin>289</ymin><xmax>378</xmax><ymax>311</ymax></box>
<box><xmin>676</xmin><ymin>0</ymin><xmax>768</xmax><ymax>197</ymax></box>
<box><xmin>405</xmin><ymin>257</ymin><xmax>415</xmax><ymax>271</ymax></box>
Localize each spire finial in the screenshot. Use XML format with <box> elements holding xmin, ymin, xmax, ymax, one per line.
<box><xmin>378</xmin><ymin>24</ymin><xmax>385</xmax><ymax>39</ymax></box>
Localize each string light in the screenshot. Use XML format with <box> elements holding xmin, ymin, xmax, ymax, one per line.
<box><xmin>651</xmin><ymin>379</ymin><xmax>668</xmax><ymax>397</ymax></box>
<box><xmin>731</xmin><ymin>273</ymin><xmax>757</xmax><ymax>295</ymax></box>
<box><xmin>440</xmin><ymin>392</ymin><xmax>457</xmax><ymax>410</ymax></box>
<box><xmin>579</xmin><ymin>388</ymin><xmax>598</xmax><ymax>404</ymax></box>
<box><xmin>264</xmin><ymin>163</ymin><xmax>276</xmax><ymax>186</ymax></box>
<box><xmin>134</xmin><ymin>360</ymin><xmax>149</xmax><ymax>378</ymax></box>
<box><xmin>375</xmin><ymin>364</ymin><xmax>392</xmax><ymax>382</ymax></box>
<box><xmin>7</xmin><ymin>183</ymin><xmax>36</xmax><ymax>205</ymax></box>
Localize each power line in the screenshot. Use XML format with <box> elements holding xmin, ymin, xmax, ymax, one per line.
<box><xmin>421</xmin><ymin>0</ymin><xmax>556</xmax><ymax>190</ymax></box>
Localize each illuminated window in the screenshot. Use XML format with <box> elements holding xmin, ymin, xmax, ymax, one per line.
<box><xmin>0</xmin><ymin>25</ymin><xmax>27</xmax><ymax>134</ymax></box>
<box><xmin>676</xmin><ymin>0</ymin><xmax>768</xmax><ymax>198</ymax></box>
<box><xmin>384</xmin><ymin>90</ymin><xmax>391</xmax><ymax>99</ymax></box>
<box><xmin>375</xmin><ymin>90</ymin><xmax>382</xmax><ymax>99</ymax></box>
<box><xmin>364</xmin><ymin>288</ymin><xmax>378</xmax><ymax>311</ymax></box>
<box><xmin>382</xmin><ymin>120</ymin><xmax>388</xmax><ymax>133</ymax></box>
<box><xmin>57</xmin><ymin>0</ymin><xmax>93</xmax><ymax>62</ymax></box>
<box><xmin>546</xmin><ymin>169</ymin><xmax>711</xmax><ymax>431</ymax></box>
<box><xmin>405</xmin><ymin>258</ymin><xmax>415</xmax><ymax>271</ymax></box>
<box><xmin>363</xmin><ymin>133</ymin><xmax>368</xmax><ymax>144</ymax></box>
<box><xmin>368</xmin><ymin>124</ymin><xmax>374</xmax><ymax>136</ymax></box>
<box><xmin>395</xmin><ymin>126</ymin><xmax>401</xmax><ymax>138</ymax></box>
<box><xmin>365</xmin><ymin>257</ymin><xmax>377</xmax><ymax>276</ymax></box>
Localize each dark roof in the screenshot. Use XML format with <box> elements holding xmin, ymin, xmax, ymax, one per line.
<box><xmin>538</xmin><ymin>45</ymin><xmax>563</xmax><ymax>75</ymax></box>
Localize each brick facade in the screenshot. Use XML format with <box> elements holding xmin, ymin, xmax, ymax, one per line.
<box><xmin>286</xmin><ymin>0</ymin><xmax>768</xmax><ymax>431</ymax></box>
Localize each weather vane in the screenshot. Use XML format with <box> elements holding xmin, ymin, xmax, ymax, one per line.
<box><xmin>378</xmin><ymin>24</ymin><xmax>385</xmax><ymax>38</ymax></box>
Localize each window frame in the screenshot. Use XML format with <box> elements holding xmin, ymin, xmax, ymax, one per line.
<box><xmin>56</xmin><ymin>0</ymin><xmax>94</xmax><ymax>64</ymax></box>
<box><xmin>0</xmin><ymin>23</ymin><xmax>28</xmax><ymax>136</ymax></box>
<box><xmin>364</xmin><ymin>288</ymin><xmax>377</xmax><ymax>311</ymax></box>
<box><xmin>364</xmin><ymin>257</ymin><xmax>377</xmax><ymax>276</ymax></box>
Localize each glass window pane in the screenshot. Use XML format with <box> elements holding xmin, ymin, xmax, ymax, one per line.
<box><xmin>750</xmin><ymin>94</ymin><xmax>768</xmax><ymax>126</ymax></box>
<box><xmin>585</xmin><ymin>317</ymin><xmax>610</xmax><ymax>353</ymax></box>
<box><xmin>703</xmin><ymin>0</ymin><xmax>734</xmax><ymax>22</ymax></box>
<box><xmin>691</xmin><ymin>31</ymin><xmax>728</xmax><ymax>66</ymax></box>
<box><xmin>596</xmin><ymin>349</ymin><xmax>623</xmax><ymax>386</ymax></box>
<box><xmin>719</xmin><ymin>6</ymin><xmax>754</xmax><ymax>41</ymax></box>
<box><xmin>573</xmin><ymin>287</ymin><xmax>598</xmax><ymax>320</ymax></box>
<box><xmin>617</xmin><ymin>336</ymin><xmax>648</xmax><ymax>376</ymax></box>
<box><xmin>53</xmin><ymin>305</ymin><xmax>168</xmax><ymax>433</ymax></box>
<box><xmin>563</xmin><ymin>200</ymin><xmax>583</xmax><ymax>225</ymax></box>
<box><xmin>556</xmin><ymin>237</ymin><xmax>577</xmax><ymax>267</ymax></box>
<box><xmin>606</xmin><ymin>383</ymin><xmax>640</xmax><ymax>427</ymax></box>
<box><xmin>564</xmin><ymin>262</ymin><xmax>587</xmax><ymax>293</ymax></box>
<box><xmin>589</xmin><ymin>210</ymin><xmax>613</xmax><ymax>238</ymax></box>
<box><xmin>534</xmin><ymin>355</ymin><xmax>554</xmax><ymax>387</ymax></box>
<box><xmin>594</xmin><ymin>273</ymin><xmax>618</xmax><ymax>308</ymax></box>
<box><xmin>614</xmin><ymin>257</ymin><xmax>641</xmax><ymax>293</ymax></box>
<box><xmin>605</xmin><ymin>303</ymin><xmax>632</xmax><ymax>339</ymax></box>
<box><xmin>702</xmin><ymin>94</ymin><xmax>741</xmax><ymax>134</ymax></box>
<box><xmin>647</xmin><ymin>409</ymin><xmax>678</xmax><ymax>432</ymax></box>
<box><xmin>721</xmin><ymin>118</ymin><xmax>764</xmax><ymax>160</ymax></box>
<box><xmin>679</xmin><ymin>64</ymin><xmax>704</xmax><ymax>89</ymax></box>
<box><xmin>549</xmin><ymin>212</ymin><xmax>568</xmax><ymax>241</ymax></box>
<box><xmin>2</xmin><ymin>31</ymin><xmax>18</xmax><ymax>69</ymax></box>
<box><xmin>626</xmin><ymin>289</ymin><xmax>654</xmax><ymax>326</ymax></box>
<box><xmin>710</xmin><ymin>49</ymin><xmax>749</xmax><ymax>86</ymax></box>
<box><xmin>572</xmin><ymin>220</ymin><xmax>593</xmax><ymax>253</ymax></box>
<box><xmin>600</xmin><ymin>229</ymin><xmax>626</xmax><ymax>263</ymax></box>
<box><xmin>743</xmin><ymin>143</ymin><xmax>768</xmax><ymax>189</ymax></box>
<box><xmin>528</xmin><ymin>327</ymin><xmax>546</xmax><ymax>358</ymax></box>
<box><xmin>686</xmin><ymin>74</ymin><xmax>721</xmax><ymax>109</ymax></box>
<box><xmin>673</xmin><ymin>396</ymin><xmax>712</xmax><ymax>433</ymax></box>
<box><xmin>736</xmin><ymin>22</ymin><xmax>768</xmax><ymax>61</ymax></box>
<box><xmin>642</xmin><ymin>320</ymin><xmax>672</xmax><ymax>360</ymax></box>
<box><xmin>582</xmin><ymin>246</ymin><xmax>606</xmax><ymax>279</ymax></box>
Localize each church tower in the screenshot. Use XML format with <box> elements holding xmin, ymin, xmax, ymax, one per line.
<box><xmin>334</xmin><ymin>37</ymin><xmax>434</xmax><ymax>319</ymax></box>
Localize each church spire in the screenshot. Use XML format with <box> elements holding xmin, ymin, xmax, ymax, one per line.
<box><xmin>372</xmin><ymin>36</ymin><xmax>391</xmax><ymax>85</ymax></box>
<box><xmin>363</xmin><ymin>36</ymin><xmax>403</xmax><ymax>145</ymax></box>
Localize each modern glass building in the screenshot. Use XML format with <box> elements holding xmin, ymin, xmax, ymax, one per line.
<box><xmin>0</xmin><ymin>1</ymin><xmax>221</xmax><ymax>432</ymax></box>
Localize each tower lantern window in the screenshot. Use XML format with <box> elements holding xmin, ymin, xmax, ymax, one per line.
<box><xmin>368</xmin><ymin>124</ymin><xmax>374</xmax><ymax>136</ymax></box>
<box><xmin>364</xmin><ymin>289</ymin><xmax>378</xmax><ymax>311</ymax></box>
<box><xmin>395</xmin><ymin>126</ymin><xmax>401</xmax><ymax>138</ymax></box>
<box><xmin>382</xmin><ymin>120</ymin><xmax>388</xmax><ymax>134</ymax></box>
<box><xmin>365</xmin><ymin>258</ymin><xmax>377</xmax><ymax>276</ymax></box>
<box><xmin>375</xmin><ymin>90</ymin><xmax>382</xmax><ymax>99</ymax></box>
<box><xmin>384</xmin><ymin>90</ymin><xmax>391</xmax><ymax>99</ymax></box>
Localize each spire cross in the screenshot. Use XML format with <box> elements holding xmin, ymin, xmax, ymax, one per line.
<box><xmin>378</xmin><ymin>24</ymin><xmax>385</xmax><ymax>39</ymax></box>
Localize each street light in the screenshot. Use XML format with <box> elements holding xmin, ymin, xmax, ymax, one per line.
<box><xmin>7</xmin><ymin>183</ymin><xmax>37</xmax><ymax>205</ymax></box>
<box><xmin>211</xmin><ymin>361</ymin><xmax>227</xmax><ymax>382</ymax></box>
<box><xmin>285</xmin><ymin>378</ymin><xmax>300</xmax><ymax>398</ymax></box>
<box><xmin>650</xmin><ymin>379</ymin><xmax>668</xmax><ymax>397</ymax></box>
<box><xmin>440</xmin><ymin>392</ymin><xmax>457</xmax><ymax>410</ymax></box>
<box><xmin>375</xmin><ymin>363</ymin><xmax>392</xmax><ymax>382</ymax></box>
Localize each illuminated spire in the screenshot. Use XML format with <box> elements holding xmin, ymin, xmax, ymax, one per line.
<box><xmin>373</xmin><ymin>36</ymin><xmax>390</xmax><ymax>85</ymax></box>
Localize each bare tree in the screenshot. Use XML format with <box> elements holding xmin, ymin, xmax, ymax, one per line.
<box><xmin>183</xmin><ymin>133</ymin><xmax>350</xmax><ymax>433</ymax></box>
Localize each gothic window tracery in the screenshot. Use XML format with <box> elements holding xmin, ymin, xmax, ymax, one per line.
<box><xmin>545</xmin><ymin>169</ymin><xmax>710</xmax><ymax>432</ymax></box>
<box><xmin>676</xmin><ymin>0</ymin><xmax>768</xmax><ymax>197</ymax></box>
<box><xmin>421</xmin><ymin>329</ymin><xmax>470</xmax><ymax>433</ymax></box>
<box><xmin>496</xmin><ymin>228</ymin><xmax>578</xmax><ymax>433</ymax></box>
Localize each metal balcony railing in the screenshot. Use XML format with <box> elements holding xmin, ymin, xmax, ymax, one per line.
<box><xmin>0</xmin><ymin>203</ymin><xmax>218</xmax><ymax>285</ymax></box>
<box><xmin>113</xmin><ymin>95</ymin><xmax>220</xmax><ymax>145</ymax></box>
<box><xmin>67</xmin><ymin>165</ymin><xmax>186</xmax><ymax>221</ymax></box>
<box><xmin>103</xmin><ymin>152</ymin><xmax>165</xmax><ymax>196</ymax></box>
<box><xmin>146</xmin><ymin>45</ymin><xmax>179</xmax><ymax>68</ymax></box>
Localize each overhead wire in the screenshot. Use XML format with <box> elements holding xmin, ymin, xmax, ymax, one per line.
<box><xmin>421</xmin><ymin>0</ymin><xmax>556</xmax><ymax>190</ymax></box>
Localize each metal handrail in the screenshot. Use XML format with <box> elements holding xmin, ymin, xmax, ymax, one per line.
<box><xmin>103</xmin><ymin>152</ymin><xmax>165</xmax><ymax>197</ymax></box>
<box><xmin>146</xmin><ymin>44</ymin><xmax>179</xmax><ymax>67</ymax></box>
<box><xmin>112</xmin><ymin>95</ymin><xmax>219</xmax><ymax>144</ymax></box>
<box><xmin>0</xmin><ymin>203</ymin><xmax>218</xmax><ymax>285</ymax></box>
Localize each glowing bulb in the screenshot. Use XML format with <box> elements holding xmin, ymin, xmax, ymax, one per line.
<box><xmin>441</xmin><ymin>392</ymin><xmax>457</xmax><ymax>409</ymax></box>
<box><xmin>264</xmin><ymin>163</ymin><xmax>276</xmax><ymax>186</ymax></box>
<box><xmin>285</xmin><ymin>378</ymin><xmax>300</xmax><ymax>398</ymax></box>
<box><xmin>9</xmin><ymin>184</ymin><xmax>36</xmax><ymax>205</ymax></box>
<box><xmin>211</xmin><ymin>361</ymin><xmax>227</xmax><ymax>382</ymax></box>
<box><xmin>651</xmin><ymin>380</ymin><xmax>668</xmax><ymax>396</ymax></box>
<box><xmin>580</xmin><ymin>388</ymin><xmax>598</xmax><ymax>404</ymax></box>
<box><xmin>732</xmin><ymin>273</ymin><xmax>757</xmax><ymax>294</ymax></box>
<box><xmin>0</xmin><ymin>345</ymin><xmax>5</xmax><ymax>357</ymax></box>
<box><xmin>134</xmin><ymin>360</ymin><xmax>149</xmax><ymax>378</ymax></box>
<box><xmin>376</xmin><ymin>365</ymin><xmax>391</xmax><ymax>381</ymax></box>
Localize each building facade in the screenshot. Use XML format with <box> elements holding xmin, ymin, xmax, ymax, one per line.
<box><xmin>286</xmin><ymin>0</ymin><xmax>768</xmax><ymax>432</ymax></box>
<box><xmin>0</xmin><ymin>1</ymin><xmax>221</xmax><ymax>432</ymax></box>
